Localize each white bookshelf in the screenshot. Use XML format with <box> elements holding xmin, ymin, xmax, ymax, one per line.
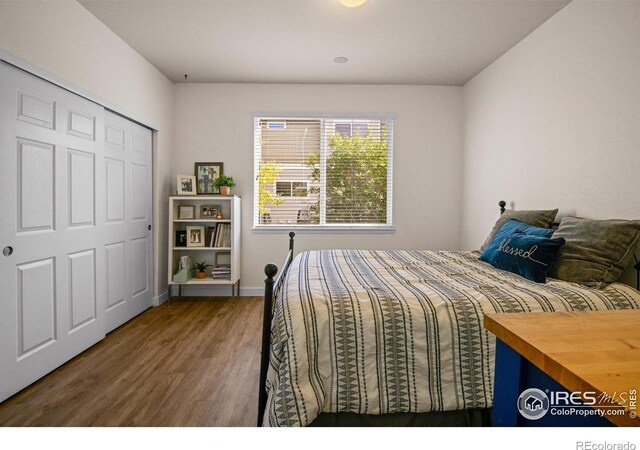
<box><xmin>168</xmin><ymin>195</ymin><xmax>241</xmax><ymax>298</ymax></box>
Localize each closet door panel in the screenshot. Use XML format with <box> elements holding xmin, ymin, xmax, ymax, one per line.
<box><xmin>103</xmin><ymin>111</ymin><xmax>153</xmax><ymax>332</ymax></box>
<box><xmin>105</xmin><ymin>241</ymin><xmax>126</xmax><ymax>310</ymax></box>
<box><xmin>105</xmin><ymin>158</ymin><xmax>125</xmax><ymax>223</ymax></box>
<box><xmin>17</xmin><ymin>138</ymin><xmax>56</xmax><ymax>232</ymax></box>
<box><xmin>68</xmin><ymin>249</ymin><xmax>97</xmax><ymax>331</ymax></box>
<box><xmin>68</xmin><ymin>148</ymin><xmax>95</xmax><ymax>228</ymax></box>
<box><xmin>0</xmin><ymin>62</ymin><xmax>106</xmax><ymax>402</ymax></box>
<box><xmin>17</xmin><ymin>258</ymin><xmax>56</xmax><ymax>357</ymax></box>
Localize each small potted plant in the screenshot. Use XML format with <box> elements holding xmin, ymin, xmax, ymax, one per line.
<box><xmin>214</xmin><ymin>175</ymin><xmax>235</xmax><ymax>196</ymax></box>
<box><xmin>192</xmin><ymin>261</ymin><xmax>213</xmax><ymax>279</ymax></box>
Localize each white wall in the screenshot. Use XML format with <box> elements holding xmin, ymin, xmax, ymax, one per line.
<box><xmin>461</xmin><ymin>1</ymin><xmax>640</xmax><ymax>255</ymax></box>
<box><xmin>0</xmin><ymin>0</ymin><xmax>174</xmax><ymax>300</ymax></box>
<box><xmin>9</xmin><ymin>1</ymin><xmax>634</xmax><ymax>295</ymax></box>
<box><xmin>174</xmin><ymin>84</ymin><xmax>463</xmax><ymax>289</ymax></box>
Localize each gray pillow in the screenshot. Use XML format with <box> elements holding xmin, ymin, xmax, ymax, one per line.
<box><xmin>548</xmin><ymin>216</ymin><xmax>640</xmax><ymax>288</ymax></box>
<box><xmin>481</xmin><ymin>209</ymin><xmax>558</xmax><ymax>251</ymax></box>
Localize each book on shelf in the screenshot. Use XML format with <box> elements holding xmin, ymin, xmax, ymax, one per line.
<box><xmin>214</xmin><ymin>224</ymin><xmax>221</xmax><ymax>247</ymax></box>
<box><xmin>209</xmin><ymin>225</ymin><xmax>217</xmax><ymax>247</ymax></box>
<box><xmin>204</xmin><ymin>226</ymin><xmax>214</xmax><ymax>247</ymax></box>
<box><xmin>217</xmin><ymin>223</ymin><xmax>225</xmax><ymax>247</ymax></box>
<box><xmin>204</xmin><ymin>223</ymin><xmax>231</xmax><ymax>248</ymax></box>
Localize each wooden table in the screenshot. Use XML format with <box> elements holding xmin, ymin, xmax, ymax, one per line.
<box><xmin>485</xmin><ymin>310</ymin><xmax>640</xmax><ymax>427</ymax></box>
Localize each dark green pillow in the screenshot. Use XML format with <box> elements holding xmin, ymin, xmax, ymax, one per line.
<box><xmin>481</xmin><ymin>209</ymin><xmax>558</xmax><ymax>251</ymax></box>
<box><xmin>548</xmin><ymin>216</ymin><xmax>640</xmax><ymax>287</ymax></box>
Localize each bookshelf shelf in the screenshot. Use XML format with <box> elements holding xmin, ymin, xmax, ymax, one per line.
<box><xmin>173</xmin><ymin>219</ymin><xmax>231</xmax><ymax>223</ymax></box>
<box><xmin>172</xmin><ymin>247</ymin><xmax>232</xmax><ymax>251</ymax></box>
<box><xmin>181</xmin><ymin>278</ymin><xmax>232</xmax><ymax>285</ymax></box>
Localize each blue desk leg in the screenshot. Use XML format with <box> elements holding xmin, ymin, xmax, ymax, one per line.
<box><xmin>493</xmin><ymin>339</ymin><xmax>523</xmax><ymax>426</ymax></box>
<box><xmin>492</xmin><ymin>339</ymin><xmax>614</xmax><ymax>427</ymax></box>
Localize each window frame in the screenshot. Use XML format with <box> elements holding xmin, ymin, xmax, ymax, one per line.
<box><xmin>252</xmin><ymin>113</ymin><xmax>395</xmax><ymax>233</ymax></box>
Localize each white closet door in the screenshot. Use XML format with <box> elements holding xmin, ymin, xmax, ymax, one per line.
<box><xmin>103</xmin><ymin>111</ymin><xmax>153</xmax><ymax>333</ymax></box>
<box><xmin>0</xmin><ymin>62</ymin><xmax>106</xmax><ymax>402</ymax></box>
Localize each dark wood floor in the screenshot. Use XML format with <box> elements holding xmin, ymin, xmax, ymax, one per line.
<box><xmin>0</xmin><ymin>296</ymin><xmax>263</xmax><ymax>426</ymax></box>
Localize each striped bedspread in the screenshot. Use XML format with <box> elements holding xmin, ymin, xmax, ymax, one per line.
<box><xmin>263</xmin><ymin>250</ymin><xmax>640</xmax><ymax>427</ymax></box>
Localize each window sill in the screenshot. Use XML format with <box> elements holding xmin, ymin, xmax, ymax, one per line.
<box><xmin>252</xmin><ymin>225</ymin><xmax>395</xmax><ymax>234</ymax></box>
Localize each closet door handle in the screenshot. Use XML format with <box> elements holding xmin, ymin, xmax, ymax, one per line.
<box><xmin>3</xmin><ymin>246</ymin><xmax>13</xmax><ymax>257</ymax></box>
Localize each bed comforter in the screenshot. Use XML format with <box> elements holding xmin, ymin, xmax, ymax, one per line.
<box><xmin>263</xmin><ymin>250</ymin><xmax>640</xmax><ymax>426</ymax></box>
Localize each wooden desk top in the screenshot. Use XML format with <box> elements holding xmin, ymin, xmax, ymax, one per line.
<box><xmin>485</xmin><ymin>310</ymin><xmax>640</xmax><ymax>427</ymax></box>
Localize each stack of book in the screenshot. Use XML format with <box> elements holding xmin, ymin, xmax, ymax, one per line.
<box><xmin>205</xmin><ymin>223</ymin><xmax>232</xmax><ymax>247</ymax></box>
<box><xmin>212</xmin><ymin>266</ymin><xmax>231</xmax><ymax>279</ymax></box>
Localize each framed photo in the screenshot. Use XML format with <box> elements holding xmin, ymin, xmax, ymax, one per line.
<box><xmin>200</xmin><ymin>205</ymin><xmax>219</xmax><ymax>219</ymax></box>
<box><xmin>177</xmin><ymin>175</ymin><xmax>197</xmax><ymax>195</ymax></box>
<box><xmin>186</xmin><ymin>226</ymin><xmax>205</xmax><ymax>247</ymax></box>
<box><xmin>178</xmin><ymin>205</ymin><xmax>195</xmax><ymax>219</ymax></box>
<box><xmin>175</xmin><ymin>230</ymin><xmax>187</xmax><ymax>247</ymax></box>
<box><xmin>195</xmin><ymin>162</ymin><xmax>223</xmax><ymax>195</ymax></box>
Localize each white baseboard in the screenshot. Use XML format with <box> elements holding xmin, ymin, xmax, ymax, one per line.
<box><xmin>239</xmin><ymin>287</ymin><xmax>263</xmax><ymax>296</ymax></box>
<box><xmin>153</xmin><ymin>290</ymin><xmax>169</xmax><ymax>306</ymax></box>
<box><xmin>166</xmin><ymin>285</ymin><xmax>263</xmax><ymax>298</ymax></box>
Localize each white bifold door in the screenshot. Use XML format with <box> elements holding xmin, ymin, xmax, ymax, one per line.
<box><xmin>0</xmin><ymin>62</ymin><xmax>153</xmax><ymax>402</ymax></box>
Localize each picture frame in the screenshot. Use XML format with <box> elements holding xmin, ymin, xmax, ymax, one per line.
<box><xmin>195</xmin><ymin>162</ymin><xmax>223</xmax><ymax>195</ymax></box>
<box><xmin>186</xmin><ymin>226</ymin><xmax>205</xmax><ymax>247</ymax></box>
<box><xmin>178</xmin><ymin>205</ymin><xmax>195</xmax><ymax>219</ymax></box>
<box><xmin>200</xmin><ymin>205</ymin><xmax>220</xmax><ymax>219</ymax></box>
<box><xmin>175</xmin><ymin>230</ymin><xmax>187</xmax><ymax>247</ymax></box>
<box><xmin>177</xmin><ymin>175</ymin><xmax>197</xmax><ymax>195</ymax></box>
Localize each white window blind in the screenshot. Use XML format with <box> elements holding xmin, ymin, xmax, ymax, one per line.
<box><xmin>254</xmin><ymin>116</ymin><xmax>393</xmax><ymax>228</ymax></box>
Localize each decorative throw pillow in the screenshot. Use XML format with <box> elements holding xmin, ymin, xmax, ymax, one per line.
<box><xmin>490</xmin><ymin>219</ymin><xmax>555</xmax><ymax>244</ymax></box>
<box><xmin>481</xmin><ymin>209</ymin><xmax>559</xmax><ymax>251</ymax></box>
<box><xmin>548</xmin><ymin>216</ymin><xmax>640</xmax><ymax>288</ymax></box>
<box><xmin>480</xmin><ymin>230</ymin><xmax>566</xmax><ymax>283</ymax></box>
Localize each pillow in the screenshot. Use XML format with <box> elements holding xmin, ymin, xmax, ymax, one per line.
<box><xmin>480</xmin><ymin>230</ymin><xmax>566</xmax><ymax>283</ymax></box>
<box><xmin>481</xmin><ymin>209</ymin><xmax>559</xmax><ymax>251</ymax></box>
<box><xmin>548</xmin><ymin>216</ymin><xmax>640</xmax><ymax>288</ymax></box>
<box><xmin>490</xmin><ymin>219</ymin><xmax>555</xmax><ymax>245</ymax></box>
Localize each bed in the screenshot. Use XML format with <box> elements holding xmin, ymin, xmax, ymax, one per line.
<box><xmin>257</xmin><ymin>204</ymin><xmax>640</xmax><ymax>427</ymax></box>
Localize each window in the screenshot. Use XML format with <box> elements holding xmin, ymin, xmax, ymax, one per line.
<box><xmin>275</xmin><ymin>182</ymin><xmax>291</xmax><ymax>197</ymax></box>
<box><xmin>266</xmin><ymin>121</ymin><xmax>286</xmax><ymax>130</ymax></box>
<box><xmin>275</xmin><ymin>181</ymin><xmax>308</xmax><ymax>197</ymax></box>
<box><xmin>254</xmin><ymin>116</ymin><xmax>393</xmax><ymax>228</ymax></box>
<box><xmin>335</xmin><ymin>122</ymin><xmax>368</xmax><ymax>138</ymax></box>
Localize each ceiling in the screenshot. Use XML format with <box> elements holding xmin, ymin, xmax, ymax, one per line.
<box><xmin>80</xmin><ymin>0</ymin><xmax>569</xmax><ymax>86</ymax></box>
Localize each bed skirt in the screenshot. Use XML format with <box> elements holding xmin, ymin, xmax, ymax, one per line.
<box><xmin>309</xmin><ymin>408</ymin><xmax>492</xmax><ymax>427</ymax></box>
